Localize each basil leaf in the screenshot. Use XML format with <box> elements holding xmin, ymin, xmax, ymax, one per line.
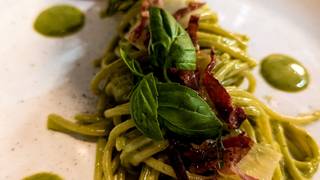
<box><xmin>120</xmin><ymin>48</ymin><xmax>144</xmax><ymax>77</ymax></box>
<box><xmin>130</xmin><ymin>73</ymin><xmax>163</xmax><ymax>140</ymax></box>
<box><xmin>157</xmin><ymin>83</ymin><xmax>222</xmax><ymax>138</ymax></box>
<box><xmin>148</xmin><ymin>7</ymin><xmax>196</xmax><ymax>70</ymax></box>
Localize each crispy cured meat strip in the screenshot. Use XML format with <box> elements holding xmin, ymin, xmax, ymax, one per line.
<box><xmin>179</xmin><ymin>135</ymin><xmax>255</xmax><ymax>179</ymax></box>
<box><xmin>203</xmin><ymin>50</ymin><xmax>247</xmax><ymax>129</ymax></box>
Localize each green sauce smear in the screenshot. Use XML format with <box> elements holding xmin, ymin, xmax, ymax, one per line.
<box><xmin>22</xmin><ymin>172</ymin><xmax>63</xmax><ymax>180</ymax></box>
<box><xmin>34</xmin><ymin>5</ymin><xmax>85</xmax><ymax>37</ymax></box>
<box><xmin>260</xmin><ymin>54</ymin><xmax>309</xmax><ymax>92</ymax></box>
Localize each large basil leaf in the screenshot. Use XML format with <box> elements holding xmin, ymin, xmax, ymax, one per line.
<box><xmin>157</xmin><ymin>83</ymin><xmax>222</xmax><ymax>139</ymax></box>
<box><xmin>120</xmin><ymin>48</ymin><xmax>144</xmax><ymax>77</ymax></box>
<box><xmin>130</xmin><ymin>74</ymin><xmax>163</xmax><ymax>140</ymax></box>
<box><xmin>148</xmin><ymin>7</ymin><xmax>196</xmax><ymax>70</ymax></box>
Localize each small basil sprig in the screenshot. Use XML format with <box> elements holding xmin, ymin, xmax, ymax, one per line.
<box><xmin>130</xmin><ymin>75</ymin><xmax>222</xmax><ymax>140</ymax></box>
<box><xmin>148</xmin><ymin>7</ymin><xmax>196</xmax><ymax>71</ymax></box>
<box><xmin>120</xmin><ymin>48</ymin><xmax>144</xmax><ymax>77</ymax></box>
<box><xmin>130</xmin><ymin>73</ymin><xmax>163</xmax><ymax>140</ymax></box>
<box><xmin>157</xmin><ymin>83</ymin><xmax>222</xmax><ymax>138</ymax></box>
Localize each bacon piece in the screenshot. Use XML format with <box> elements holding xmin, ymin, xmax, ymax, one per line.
<box><xmin>222</xmin><ymin>134</ymin><xmax>253</xmax><ymax>149</ymax></box>
<box><xmin>176</xmin><ymin>135</ymin><xmax>254</xmax><ymax>178</ymax></box>
<box><xmin>183</xmin><ymin>139</ymin><xmax>219</xmax><ymax>162</ymax></box>
<box><xmin>168</xmin><ymin>67</ymin><xmax>200</xmax><ymax>90</ymax></box>
<box><xmin>128</xmin><ymin>0</ymin><xmax>163</xmax><ymax>46</ymax></box>
<box><xmin>207</xmin><ymin>49</ymin><xmax>216</xmax><ymax>71</ymax></box>
<box><xmin>174</xmin><ymin>2</ymin><xmax>206</xmax><ymax>20</ymax></box>
<box><xmin>178</xmin><ymin>70</ymin><xmax>200</xmax><ymax>90</ymax></box>
<box><xmin>222</xmin><ymin>135</ymin><xmax>253</xmax><ymax>165</ymax></box>
<box><xmin>203</xmin><ymin>70</ymin><xmax>233</xmax><ymax>120</ymax></box>
<box><xmin>129</xmin><ymin>0</ymin><xmax>150</xmax><ymax>42</ymax></box>
<box><xmin>203</xmin><ymin>51</ymin><xmax>246</xmax><ymax>129</ymax></box>
<box><xmin>229</xmin><ymin>107</ymin><xmax>247</xmax><ymax>129</ymax></box>
<box><xmin>187</xmin><ymin>15</ymin><xmax>200</xmax><ymax>50</ymax></box>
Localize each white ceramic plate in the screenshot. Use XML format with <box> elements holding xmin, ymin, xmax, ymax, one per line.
<box><xmin>0</xmin><ymin>0</ymin><xmax>319</xmax><ymax>179</ymax></box>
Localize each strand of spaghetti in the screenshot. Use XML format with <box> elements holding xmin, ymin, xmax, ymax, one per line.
<box><xmin>94</xmin><ymin>138</ymin><xmax>107</xmax><ymax>180</ymax></box>
<box><xmin>47</xmin><ymin>114</ymin><xmax>112</xmax><ymax>136</ymax></box>
<box><xmin>221</xmin><ymin>76</ymin><xmax>243</xmax><ymax>87</ymax></box>
<box><xmin>224</xmin><ymin>61</ymin><xmax>249</xmax><ymax>79</ymax></box>
<box><xmin>214</xmin><ymin>60</ymin><xmax>237</xmax><ymax>81</ymax></box>
<box><xmin>96</xmin><ymin>93</ymin><xmax>108</xmax><ymax>115</ymax></box>
<box><xmin>121</xmin><ymin>144</ymin><xmax>154</xmax><ymax>168</ymax></box>
<box><xmin>227</xmin><ymin>87</ymin><xmax>320</xmax><ymax>124</ymax></box>
<box><xmin>102</xmin><ymin>120</ymin><xmax>135</xmax><ymax>180</ymax></box>
<box><xmin>139</xmin><ymin>165</ymin><xmax>160</xmax><ymax>180</ymax></box>
<box><xmin>148</xmin><ymin>167</ymin><xmax>160</xmax><ymax>180</ymax></box>
<box><xmin>75</xmin><ymin>114</ymin><xmax>104</xmax><ymax>124</ymax></box>
<box><xmin>100</xmin><ymin>36</ymin><xmax>119</xmax><ymax>67</ymax></box>
<box><xmin>213</xmin><ymin>53</ymin><xmax>231</xmax><ymax>71</ymax></box>
<box><xmin>240</xmin><ymin>120</ymin><xmax>257</xmax><ymax>142</ymax></box>
<box><xmin>199</xmin><ymin>13</ymin><xmax>218</xmax><ymax>24</ymax></box>
<box><xmin>199</xmin><ymin>23</ymin><xmax>248</xmax><ymax>50</ymax></box>
<box><xmin>117</xmin><ymin>1</ymin><xmax>142</xmax><ymax>37</ymax></box>
<box><xmin>104</xmin><ymin>103</ymin><xmax>130</xmax><ymax>118</ymax></box>
<box><xmin>129</xmin><ymin>141</ymin><xmax>169</xmax><ymax>166</ymax></box>
<box><xmin>199</xmin><ymin>32</ymin><xmax>243</xmax><ymax>51</ymax></box>
<box><xmin>112</xmin><ymin>154</ymin><xmax>120</xmax><ymax>174</ymax></box>
<box><xmin>143</xmin><ymin>158</ymin><xmax>176</xmax><ymax>178</ymax></box>
<box><xmin>273</xmin><ymin>122</ymin><xmax>319</xmax><ymax>179</ymax></box>
<box><xmin>91</xmin><ymin>59</ymin><xmax>124</xmax><ymax>95</ymax></box>
<box><xmin>87</xmin><ymin>121</ymin><xmax>111</xmax><ymax>129</ymax></box>
<box><xmin>116</xmin><ymin>135</ymin><xmax>127</xmax><ymax>151</ymax></box>
<box><xmin>213</xmin><ymin>58</ymin><xmax>250</xmax><ymax>87</ymax></box>
<box><xmin>282</xmin><ymin>123</ymin><xmax>319</xmax><ymax>174</ymax></box>
<box><xmin>294</xmin><ymin>159</ymin><xmax>318</xmax><ymax>171</ymax></box>
<box><xmin>101</xmin><ymin>52</ymin><xmax>117</xmax><ymax>68</ymax></box>
<box><xmin>116</xmin><ymin>129</ymin><xmax>142</xmax><ymax>151</ymax></box>
<box><xmin>104</xmin><ymin>68</ymin><xmax>133</xmax><ymax>102</ymax></box>
<box><xmin>113</xmin><ymin>116</ymin><xmax>123</xmax><ymax>126</ymax></box>
<box><xmin>139</xmin><ymin>165</ymin><xmax>151</xmax><ymax>180</ymax></box>
<box><xmin>198</xmin><ymin>31</ymin><xmax>256</xmax><ymax>66</ymax></box>
<box><xmin>114</xmin><ymin>167</ymin><xmax>126</xmax><ymax>180</ymax></box>
<box><xmin>120</xmin><ymin>135</ymin><xmax>153</xmax><ymax>167</ymax></box>
<box><xmin>242</xmin><ymin>106</ymin><xmax>260</xmax><ymax>117</ymax></box>
<box><xmin>126</xmin><ymin>129</ymin><xmax>142</xmax><ymax>138</ymax></box>
<box><xmin>243</xmin><ymin>71</ymin><xmax>256</xmax><ymax>93</ymax></box>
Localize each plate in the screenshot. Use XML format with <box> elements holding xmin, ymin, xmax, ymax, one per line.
<box><xmin>0</xmin><ymin>0</ymin><xmax>319</xmax><ymax>179</ymax></box>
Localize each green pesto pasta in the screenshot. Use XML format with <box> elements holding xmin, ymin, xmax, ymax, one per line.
<box><xmin>46</xmin><ymin>0</ymin><xmax>320</xmax><ymax>179</ymax></box>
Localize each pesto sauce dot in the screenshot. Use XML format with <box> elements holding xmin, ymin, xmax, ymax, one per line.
<box><xmin>23</xmin><ymin>172</ymin><xmax>63</xmax><ymax>180</ymax></box>
<box><xmin>260</xmin><ymin>54</ymin><xmax>309</xmax><ymax>92</ymax></box>
<box><xmin>34</xmin><ymin>5</ymin><xmax>85</xmax><ymax>37</ymax></box>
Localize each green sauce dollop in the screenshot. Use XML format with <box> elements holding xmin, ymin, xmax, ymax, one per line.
<box><xmin>22</xmin><ymin>172</ymin><xmax>63</xmax><ymax>180</ymax></box>
<box><xmin>260</xmin><ymin>54</ymin><xmax>309</xmax><ymax>92</ymax></box>
<box><xmin>34</xmin><ymin>5</ymin><xmax>85</xmax><ymax>37</ymax></box>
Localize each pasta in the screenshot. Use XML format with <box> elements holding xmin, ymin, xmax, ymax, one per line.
<box><xmin>47</xmin><ymin>0</ymin><xmax>320</xmax><ymax>179</ymax></box>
